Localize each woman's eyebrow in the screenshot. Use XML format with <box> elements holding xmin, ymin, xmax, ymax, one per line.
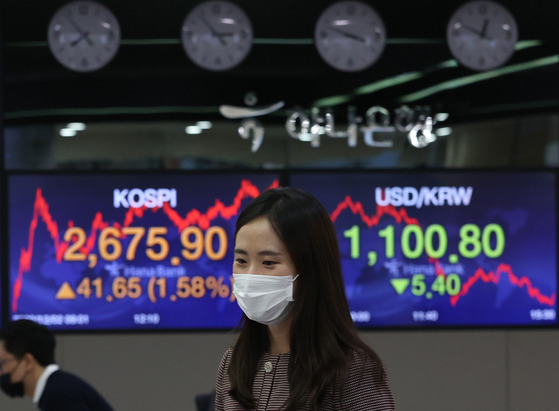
<box><xmin>233</xmin><ymin>248</ymin><xmax>282</xmax><ymax>257</ymax></box>
<box><xmin>258</xmin><ymin>250</ymin><xmax>282</xmax><ymax>257</ymax></box>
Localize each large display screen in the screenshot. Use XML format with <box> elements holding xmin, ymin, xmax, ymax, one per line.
<box><xmin>8</xmin><ymin>173</ymin><xmax>279</xmax><ymax>331</ymax></box>
<box><xmin>6</xmin><ymin>170</ymin><xmax>558</xmax><ymax>330</ymax></box>
<box><xmin>291</xmin><ymin>170</ymin><xmax>558</xmax><ymax>327</ymax></box>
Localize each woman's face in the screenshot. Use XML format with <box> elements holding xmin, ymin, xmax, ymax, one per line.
<box><xmin>233</xmin><ymin>216</ymin><xmax>297</xmax><ymax>277</ymax></box>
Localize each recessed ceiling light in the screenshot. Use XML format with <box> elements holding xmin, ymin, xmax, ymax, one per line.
<box><xmin>196</xmin><ymin>121</ymin><xmax>212</xmax><ymax>129</ymax></box>
<box><xmin>59</xmin><ymin>128</ymin><xmax>77</xmax><ymax>137</ymax></box>
<box><xmin>185</xmin><ymin>126</ymin><xmax>202</xmax><ymax>134</ymax></box>
<box><xmin>66</xmin><ymin>122</ymin><xmax>87</xmax><ymax>131</ymax></box>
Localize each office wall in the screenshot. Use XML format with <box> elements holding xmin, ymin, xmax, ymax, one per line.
<box><xmin>1</xmin><ymin>329</ymin><xmax>557</xmax><ymax>411</ymax></box>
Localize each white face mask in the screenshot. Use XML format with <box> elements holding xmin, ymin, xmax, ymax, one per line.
<box><xmin>232</xmin><ymin>273</ymin><xmax>299</xmax><ymax>326</ymax></box>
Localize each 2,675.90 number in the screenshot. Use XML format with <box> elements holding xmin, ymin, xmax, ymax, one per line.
<box><xmin>62</xmin><ymin>225</ymin><xmax>227</xmax><ymax>263</ymax></box>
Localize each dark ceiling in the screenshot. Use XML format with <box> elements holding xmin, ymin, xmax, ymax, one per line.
<box><xmin>2</xmin><ymin>0</ymin><xmax>559</xmax><ymax>126</ymax></box>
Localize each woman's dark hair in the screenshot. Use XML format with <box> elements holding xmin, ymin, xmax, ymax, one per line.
<box><xmin>0</xmin><ymin>319</ymin><xmax>56</xmax><ymax>366</ymax></box>
<box><xmin>228</xmin><ymin>187</ymin><xmax>385</xmax><ymax>410</ymax></box>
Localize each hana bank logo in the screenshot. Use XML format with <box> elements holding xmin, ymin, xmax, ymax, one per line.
<box><xmin>220</xmin><ymin>98</ymin><xmax>444</xmax><ymax>152</ymax></box>
<box><xmin>375</xmin><ymin>186</ymin><xmax>473</xmax><ymax>209</ymax></box>
<box><xmin>113</xmin><ymin>188</ymin><xmax>177</xmax><ymax>208</ymax></box>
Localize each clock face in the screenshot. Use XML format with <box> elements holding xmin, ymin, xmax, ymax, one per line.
<box><xmin>47</xmin><ymin>0</ymin><xmax>121</xmax><ymax>72</ymax></box>
<box><xmin>314</xmin><ymin>1</ymin><xmax>386</xmax><ymax>72</ymax></box>
<box><xmin>447</xmin><ymin>0</ymin><xmax>518</xmax><ymax>71</ymax></box>
<box><xmin>181</xmin><ymin>1</ymin><xmax>253</xmax><ymax>71</ymax></box>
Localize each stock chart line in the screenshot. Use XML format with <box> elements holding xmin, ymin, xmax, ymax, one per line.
<box><xmin>449</xmin><ymin>263</ymin><xmax>556</xmax><ymax>307</ymax></box>
<box><xmin>330</xmin><ymin>195</ymin><xmax>420</xmax><ymax>226</ymax></box>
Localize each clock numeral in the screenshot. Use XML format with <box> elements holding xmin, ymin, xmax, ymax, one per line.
<box><xmin>52</xmin><ymin>31</ymin><xmax>62</xmax><ymax>42</ymax></box>
<box><xmin>211</xmin><ymin>4</ymin><xmax>221</xmax><ymax>14</ymax></box>
<box><xmin>79</xmin><ymin>4</ymin><xmax>89</xmax><ymax>15</ymax></box>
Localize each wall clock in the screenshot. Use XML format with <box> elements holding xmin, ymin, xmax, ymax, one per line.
<box><xmin>314</xmin><ymin>1</ymin><xmax>386</xmax><ymax>72</ymax></box>
<box><xmin>47</xmin><ymin>0</ymin><xmax>121</xmax><ymax>72</ymax></box>
<box><xmin>181</xmin><ymin>1</ymin><xmax>253</xmax><ymax>71</ymax></box>
<box><xmin>447</xmin><ymin>0</ymin><xmax>518</xmax><ymax>71</ymax></box>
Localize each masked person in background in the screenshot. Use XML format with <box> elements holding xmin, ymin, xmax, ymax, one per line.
<box><xmin>215</xmin><ymin>187</ymin><xmax>395</xmax><ymax>410</ymax></box>
<box><xmin>0</xmin><ymin>319</ymin><xmax>113</xmax><ymax>411</ymax></box>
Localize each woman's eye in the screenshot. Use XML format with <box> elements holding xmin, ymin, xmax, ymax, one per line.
<box><xmin>263</xmin><ymin>260</ymin><xmax>277</xmax><ymax>266</ymax></box>
<box><xmin>235</xmin><ymin>258</ymin><xmax>247</xmax><ymax>264</ymax></box>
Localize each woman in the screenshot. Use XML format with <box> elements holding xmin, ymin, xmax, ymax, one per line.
<box><xmin>216</xmin><ymin>187</ymin><xmax>394</xmax><ymax>410</ymax></box>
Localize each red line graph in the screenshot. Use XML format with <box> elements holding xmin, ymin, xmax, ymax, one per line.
<box><xmin>330</xmin><ymin>195</ymin><xmax>420</xmax><ymax>226</ymax></box>
<box><xmin>329</xmin><ymin>195</ymin><xmax>556</xmax><ymax>308</ymax></box>
<box><xmin>12</xmin><ymin>179</ymin><xmax>278</xmax><ymax>312</ymax></box>
<box><xmin>449</xmin><ymin>263</ymin><xmax>556</xmax><ymax>307</ymax></box>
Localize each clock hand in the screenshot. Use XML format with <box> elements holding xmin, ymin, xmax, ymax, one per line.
<box><xmin>200</xmin><ymin>15</ymin><xmax>227</xmax><ymax>46</ymax></box>
<box><xmin>70</xmin><ymin>31</ymin><xmax>91</xmax><ymax>46</ymax></box>
<box><xmin>459</xmin><ymin>23</ymin><xmax>483</xmax><ymax>37</ymax></box>
<box><xmin>215</xmin><ymin>32</ymin><xmax>234</xmax><ymax>38</ymax></box>
<box><xmin>65</xmin><ymin>16</ymin><xmax>94</xmax><ymax>46</ymax></box>
<box><xmin>459</xmin><ymin>22</ymin><xmax>494</xmax><ymax>41</ymax></box>
<box><xmin>329</xmin><ymin>26</ymin><xmax>366</xmax><ymax>43</ymax></box>
<box><xmin>480</xmin><ymin>19</ymin><xmax>489</xmax><ymax>39</ymax></box>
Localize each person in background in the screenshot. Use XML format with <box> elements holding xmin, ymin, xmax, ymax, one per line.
<box><xmin>216</xmin><ymin>187</ymin><xmax>395</xmax><ymax>410</ymax></box>
<box><xmin>0</xmin><ymin>319</ymin><xmax>113</xmax><ymax>411</ymax></box>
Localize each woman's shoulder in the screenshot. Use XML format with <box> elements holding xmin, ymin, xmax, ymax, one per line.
<box><xmin>347</xmin><ymin>347</ymin><xmax>383</xmax><ymax>371</ymax></box>
<box><xmin>339</xmin><ymin>348</ymin><xmax>395</xmax><ymax>410</ymax></box>
<box><xmin>216</xmin><ymin>346</ymin><xmax>235</xmax><ymax>387</ymax></box>
<box><xmin>220</xmin><ymin>346</ymin><xmax>235</xmax><ymax>365</ymax></box>
<box><xmin>343</xmin><ymin>347</ymin><xmax>390</xmax><ymax>389</ymax></box>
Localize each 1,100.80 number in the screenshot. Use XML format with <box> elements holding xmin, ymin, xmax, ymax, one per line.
<box><xmin>62</xmin><ymin>225</ymin><xmax>227</xmax><ymax>263</ymax></box>
<box><xmin>344</xmin><ymin>223</ymin><xmax>505</xmax><ymax>260</ymax></box>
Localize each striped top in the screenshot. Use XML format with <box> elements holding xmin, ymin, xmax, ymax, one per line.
<box><xmin>215</xmin><ymin>347</ymin><xmax>395</xmax><ymax>410</ymax></box>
